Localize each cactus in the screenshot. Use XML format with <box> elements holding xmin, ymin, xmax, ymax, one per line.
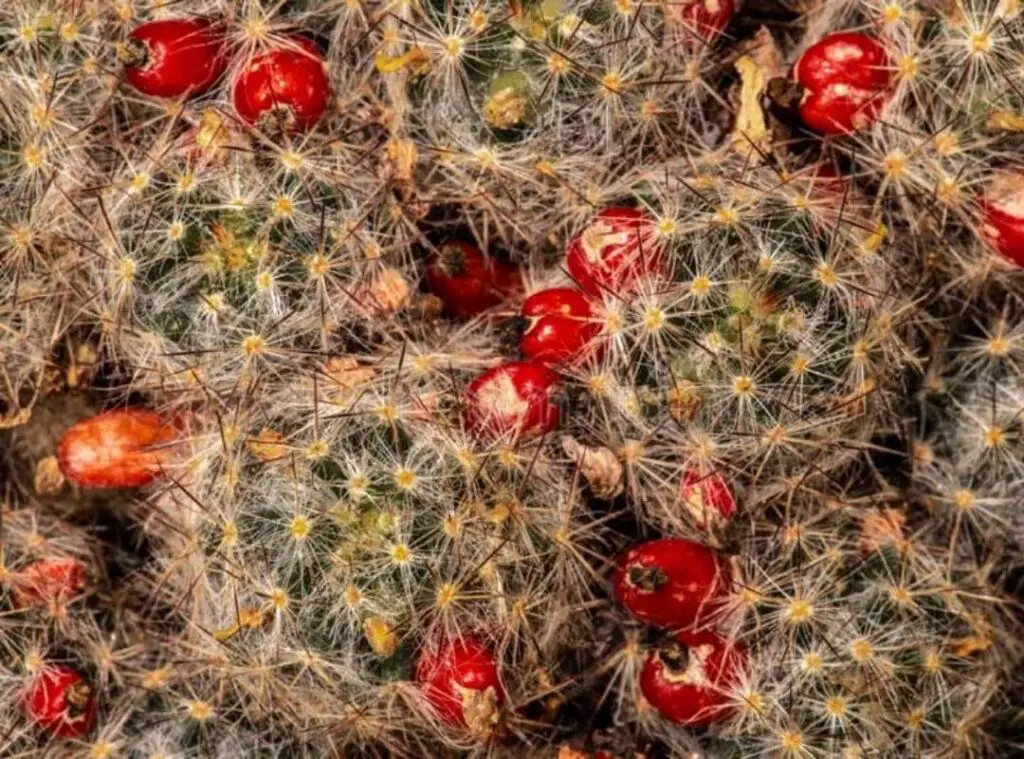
<box><xmin>0</xmin><ymin>0</ymin><xmax>1022</xmax><ymax>757</ymax></box>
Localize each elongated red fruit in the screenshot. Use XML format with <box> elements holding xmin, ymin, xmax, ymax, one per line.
<box><xmin>794</xmin><ymin>32</ymin><xmax>892</xmax><ymax>135</ymax></box>
<box><xmin>613</xmin><ymin>537</ymin><xmax>730</xmax><ymax>629</ymax></box>
<box><xmin>57</xmin><ymin>408</ymin><xmax>178</xmax><ymax>489</ymax></box>
<box><xmin>640</xmin><ymin>629</ymin><xmax>746</xmax><ymax>725</ymax></box>
<box><xmin>416</xmin><ymin>636</ymin><xmax>505</xmax><ymax>736</ymax></box>
<box><xmin>232</xmin><ymin>37</ymin><xmax>332</xmax><ymax>132</ymax></box>
<box><xmin>123</xmin><ymin>18</ymin><xmax>227</xmax><ymax>99</ymax></box>
<box><xmin>520</xmin><ymin>287</ymin><xmax>601</xmax><ymax>366</ymax></box>
<box><xmin>464</xmin><ymin>362</ymin><xmax>561</xmax><ymax>440</ymax></box>
<box><xmin>565</xmin><ymin>207</ymin><xmax>663</xmax><ymax>296</ymax></box>
<box><xmin>24</xmin><ymin>666</ymin><xmax>97</xmax><ymax>739</ymax></box>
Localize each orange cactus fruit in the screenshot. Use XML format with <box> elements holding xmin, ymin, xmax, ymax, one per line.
<box><xmin>57</xmin><ymin>407</ymin><xmax>180</xmax><ymax>489</ymax></box>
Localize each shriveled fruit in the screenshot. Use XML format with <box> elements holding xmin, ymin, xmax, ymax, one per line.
<box><xmin>794</xmin><ymin>32</ymin><xmax>892</xmax><ymax>135</ymax></box>
<box><xmin>640</xmin><ymin>629</ymin><xmax>746</xmax><ymax>725</ymax></box>
<box><xmin>680</xmin><ymin>469</ymin><xmax>737</xmax><ymax>527</ymax></box>
<box><xmin>565</xmin><ymin>207</ymin><xmax>663</xmax><ymax>296</ymax></box>
<box><xmin>57</xmin><ymin>408</ymin><xmax>178</xmax><ymax>489</ymax></box>
<box><xmin>416</xmin><ymin>636</ymin><xmax>505</xmax><ymax>736</ymax></box>
<box><xmin>425</xmin><ymin>240</ymin><xmax>520</xmax><ymax>320</ymax></box>
<box><xmin>12</xmin><ymin>558</ymin><xmax>86</xmax><ymax>608</ymax></box>
<box><xmin>232</xmin><ymin>37</ymin><xmax>332</xmax><ymax>132</ymax></box>
<box><xmin>122</xmin><ymin>18</ymin><xmax>227</xmax><ymax>99</ymax></box>
<box><xmin>465</xmin><ymin>362</ymin><xmax>561</xmax><ymax>439</ymax></box>
<box><xmin>24</xmin><ymin>666</ymin><xmax>97</xmax><ymax>739</ymax></box>
<box><xmin>613</xmin><ymin>538</ymin><xmax>730</xmax><ymax>629</ymax></box>
<box><xmin>980</xmin><ymin>172</ymin><xmax>1024</xmax><ymax>266</ymax></box>
<box><xmin>520</xmin><ymin>287</ymin><xmax>601</xmax><ymax>366</ymax></box>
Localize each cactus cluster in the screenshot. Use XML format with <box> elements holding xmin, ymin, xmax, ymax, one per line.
<box><xmin>1</xmin><ymin>0</ymin><xmax>1023</xmax><ymax>756</ymax></box>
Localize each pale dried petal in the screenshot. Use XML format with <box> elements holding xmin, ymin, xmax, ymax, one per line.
<box><xmin>730</xmin><ymin>28</ymin><xmax>782</xmax><ymax>161</ymax></box>
<box><xmin>363</xmin><ymin>616</ymin><xmax>399</xmax><ymax>657</ymax></box>
<box><xmin>322</xmin><ymin>357</ymin><xmax>377</xmax><ymax>404</ymax></box>
<box><xmin>562</xmin><ymin>437</ymin><xmax>625</xmax><ymax>499</ymax></box>
<box><xmin>34</xmin><ymin>456</ymin><xmax>66</xmax><ymax>495</ymax></box>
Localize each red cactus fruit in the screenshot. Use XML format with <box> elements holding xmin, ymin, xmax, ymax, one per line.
<box><xmin>520</xmin><ymin>287</ymin><xmax>602</xmax><ymax>366</ymax></box>
<box><xmin>613</xmin><ymin>537</ymin><xmax>731</xmax><ymax>629</ymax></box>
<box><xmin>416</xmin><ymin>635</ymin><xmax>505</xmax><ymax>737</ymax></box>
<box><xmin>465</xmin><ymin>362</ymin><xmax>561</xmax><ymax>440</ymax></box>
<box><xmin>232</xmin><ymin>36</ymin><xmax>332</xmax><ymax>132</ymax></box>
<box><xmin>426</xmin><ymin>240</ymin><xmax>520</xmax><ymax>320</ymax></box>
<box><xmin>980</xmin><ymin>172</ymin><xmax>1024</xmax><ymax>266</ymax></box>
<box><xmin>122</xmin><ymin>18</ymin><xmax>227</xmax><ymax>99</ymax></box>
<box><xmin>565</xmin><ymin>207</ymin><xmax>664</xmax><ymax>297</ymax></box>
<box><xmin>794</xmin><ymin>32</ymin><xmax>892</xmax><ymax>135</ymax></box>
<box><xmin>24</xmin><ymin>666</ymin><xmax>98</xmax><ymax>739</ymax></box>
<box><xmin>12</xmin><ymin>558</ymin><xmax>87</xmax><ymax>608</ymax></box>
<box><xmin>640</xmin><ymin>629</ymin><xmax>746</xmax><ymax>725</ymax></box>
<box><xmin>680</xmin><ymin>469</ymin><xmax>737</xmax><ymax>527</ymax></box>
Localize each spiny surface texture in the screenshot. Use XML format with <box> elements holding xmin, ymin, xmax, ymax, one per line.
<box><xmin>1</xmin><ymin>0</ymin><xmax>1023</xmax><ymax>757</ymax></box>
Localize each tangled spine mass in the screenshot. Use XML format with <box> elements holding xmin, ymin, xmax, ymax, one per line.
<box><xmin>1</xmin><ymin>0</ymin><xmax>1023</xmax><ymax>756</ymax></box>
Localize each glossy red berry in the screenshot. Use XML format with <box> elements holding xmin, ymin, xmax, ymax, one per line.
<box><xmin>613</xmin><ymin>538</ymin><xmax>730</xmax><ymax>629</ymax></box>
<box><xmin>680</xmin><ymin>469</ymin><xmax>737</xmax><ymax>527</ymax></box>
<box><xmin>671</xmin><ymin>0</ymin><xmax>735</xmax><ymax>43</ymax></box>
<box><xmin>980</xmin><ymin>172</ymin><xmax>1024</xmax><ymax>266</ymax></box>
<box><xmin>465</xmin><ymin>362</ymin><xmax>561</xmax><ymax>440</ymax></box>
<box><xmin>232</xmin><ymin>37</ymin><xmax>332</xmax><ymax>132</ymax></box>
<box><xmin>122</xmin><ymin>18</ymin><xmax>227</xmax><ymax>99</ymax></box>
<box><xmin>565</xmin><ymin>207</ymin><xmax>664</xmax><ymax>297</ymax></box>
<box><xmin>520</xmin><ymin>288</ymin><xmax>602</xmax><ymax>366</ymax></box>
<box><xmin>640</xmin><ymin>629</ymin><xmax>746</xmax><ymax>726</ymax></box>
<box><xmin>416</xmin><ymin>636</ymin><xmax>505</xmax><ymax>736</ymax></box>
<box><xmin>24</xmin><ymin>666</ymin><xmax>97</xmax><ymax>739</ymax></box>
<box><xmin>57</xmin><ymin>408</ymin><xmax>179</xmax><ymax>490</ymax></box>
<box><xmin>426</xmin><ymin>241</ymin><xmax>521</xmax><ymax>320</ymax></box>
<box><xmin>13</xmin><ymin>559</ymin><xmax>87</xmax><ymax>608</ymax></box>
<box><xmin>794</xmin><ymin>32</ymin><xmax>892</xmax><ymax>135</ymax></box>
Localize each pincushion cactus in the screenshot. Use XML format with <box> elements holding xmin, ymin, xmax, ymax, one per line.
<box><xmin>0</xmin><ymin>0</ymin><xmax>1022</xmax><ymax>756</ymax></box>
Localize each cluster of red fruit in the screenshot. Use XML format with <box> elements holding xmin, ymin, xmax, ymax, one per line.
<box><xmin>401</xmin><ymin>210</ymin><xmax>665</xmax><ymax>738</ymax></box>
<box><xmin>444</xmin><ymin>207</ymin><xmax>659</xmax><ymax>442</ymax></box>
<box><xmin>423</xmin><ymin>207</ymin><xmax>748</xmax><ymax>731</ymax></box>
<box><xmin>1</xmin><ymin>561</ymin><xmax>85</xmax><ymax>737</ymax></box>
<box><xmin>409</xmin><ymin>549</ymin><xmax>745</xmax><ymax>737</ymax></box>
<box><xmin>10</xmin><ymin>560</ymin><xmax>95</xmax><ymax>738</ymax></box>
<box><xmin>792</xmin><ymin>31</ymin><xmax>1024</xmax><ymax>268</ymax></box>
<box><xmin>10</xmin><ymin>408</ymin><xmax>176</xmax><ymax>739</ymax></box>
<box><xmin>22</xmin><ymin>12</ymin><xmax>1024</xmax><ymax>746</ymax></box>
<box><xmin>121</xmin><ymin>17</ymin><xmax>1024</xmax><ymax>268</ymax></box>
<box><xmin>121</xmin><ymin>18</ymin><xmax>331</xmax><ymax>131</ymax></box>
<box><xmin>405</xmin><ymin>537</ymin><xmax>747</xmax><ymax>734</ymax></box>
<box><xmin>614</xmin><ymin>538</ymin><xmax>743</xmax><ymax>725</ymax></box>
